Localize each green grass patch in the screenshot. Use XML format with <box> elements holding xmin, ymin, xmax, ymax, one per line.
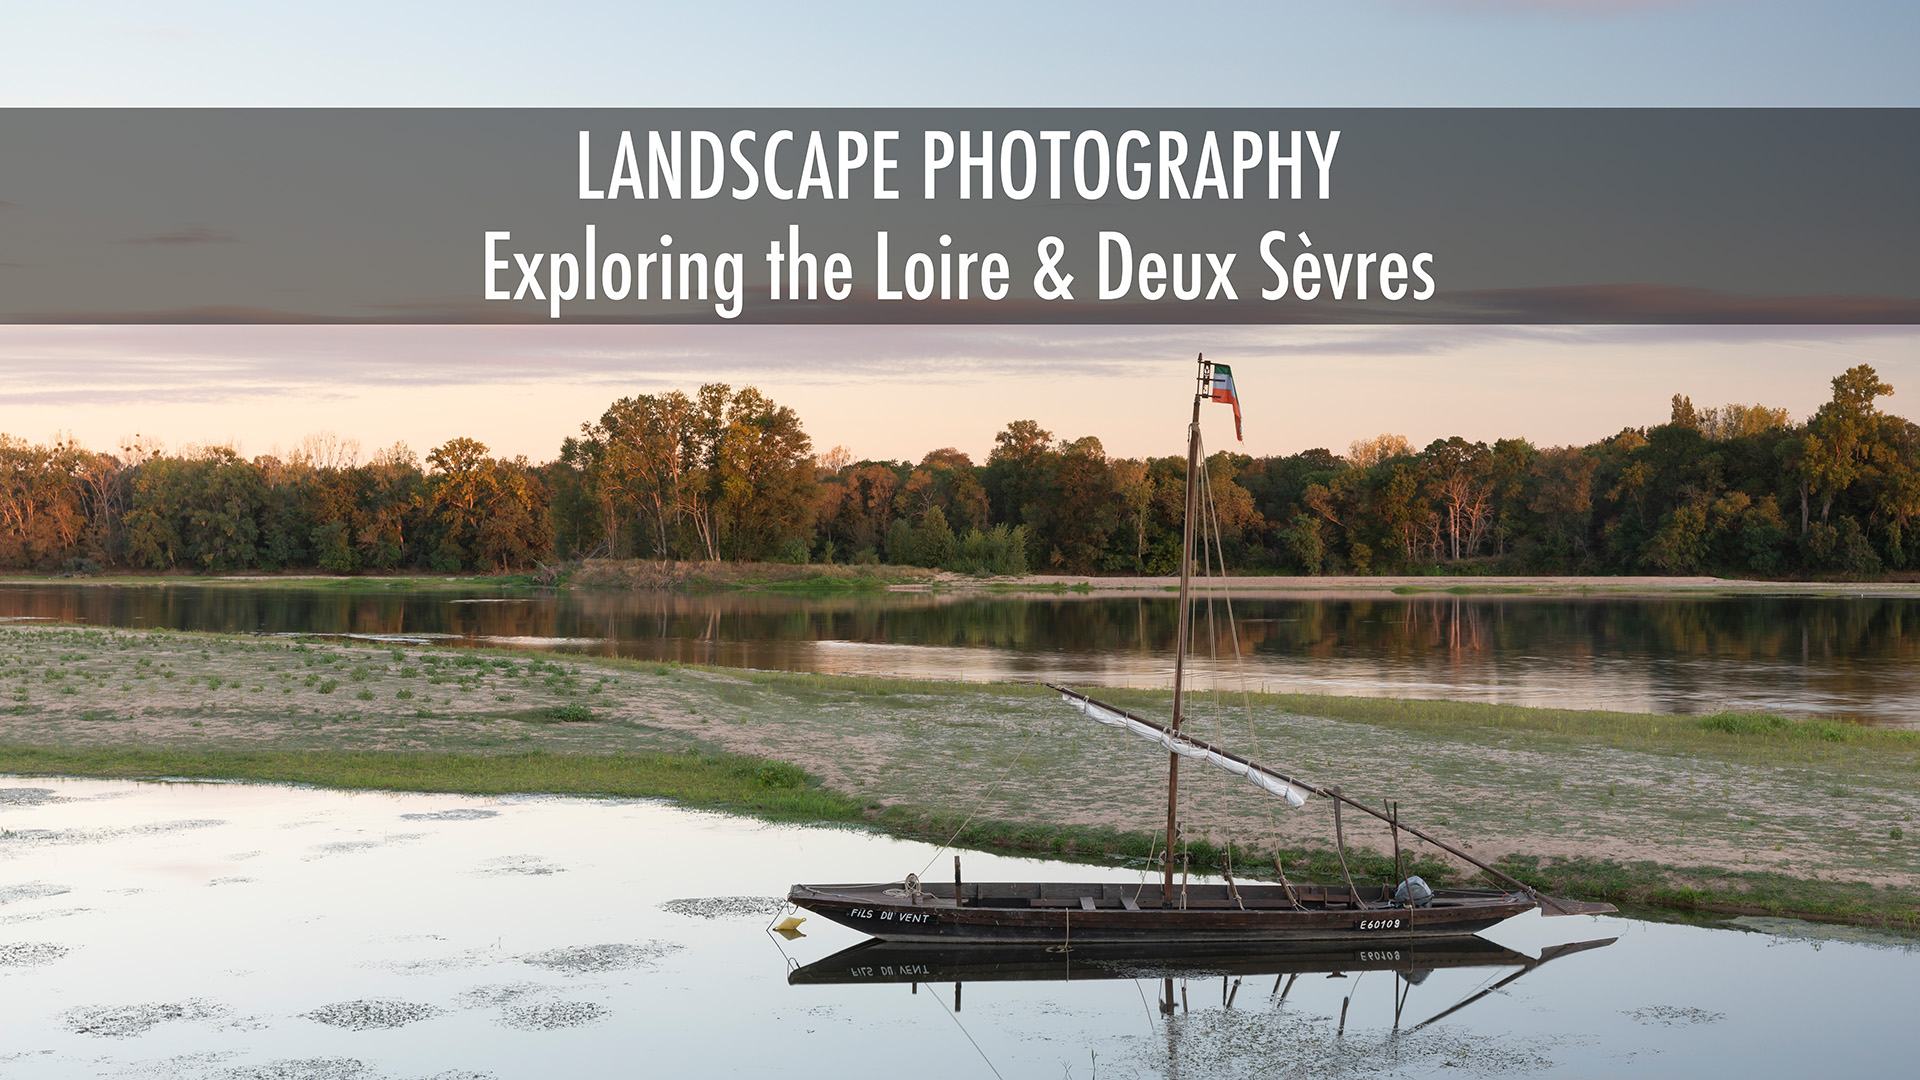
<box><xmin>0</xmin><ymin>743</ymin><xmax>862</xmax><ymax>822</ymax></box>
<box><xmin>751</xmin><ymin>573</ymin><xmax>902</xmax><ymax>593</ymax></box>
<box><xmin>564</xmin><ymin>559</ymin><xmax>933</xmax><ymax>592</ymax></box>
<box><xmin>1696</xmin><ymin>712</ymin><xmax>1862</xmax><ymax>742</ymax></box>
<box><xmin>1392</xmin><ymin>585</ymin><xmax>1536</xmax><ymax>595</ymax></box>
<box><xmin>1495</xmin><ymin>854</ymin><xmax>1920</xmax><ymax>929</ymax></box>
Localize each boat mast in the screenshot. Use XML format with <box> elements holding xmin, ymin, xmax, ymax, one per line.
<box><xmin>1165</xmin><ymin>353</ymin><xmax>1209</xmax><ymax>901</ymax></box>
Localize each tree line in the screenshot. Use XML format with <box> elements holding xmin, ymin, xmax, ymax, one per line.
<box><xmin>4</xmin><ymin>364</ymin><xmax>1916</xmax><ymax>579</ymax></box>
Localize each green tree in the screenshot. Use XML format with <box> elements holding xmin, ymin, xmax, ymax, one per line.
<box><xmin>1109</xmin><ymin>458</ymin><xmax>1155</xmax><ymax>572</ymax></box>
<box><xmin>123</xmin><ymin>449</ymin><xmax>267</xmax><ymax>571</ymax></box>
<box><xmin>1802</xmin><ymin>364</ymin><xmax>1893</xmax><ymax>523</ymax></box>
<box><xmin>984</xmin><ymin>420</ymin><xmax>1057</xmax><ymax>564</ymax></box>
<box><xmin>1527</xmin><ymin>447</ymin><xmax>1596</xmax><ymax>564</ymax></box>
<box><xmin>1281</xmin><ymin>513</ymin><xmax>1325</xmax><ymax>575</ymax></box>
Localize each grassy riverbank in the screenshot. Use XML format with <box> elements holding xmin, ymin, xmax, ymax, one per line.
<box><xmin>1</xmin><ymin>622</ymin><xmax>1915</xmax><ymax>927</ymax></box>
<box><xmin>559</xmin><ymin>558</ymin><xmax>935</xmax><ymax>591</ymax></box>
<box><xmin>0</xmin><ymin>560</ymin><xmax>938</xmax><ymax>592</ymax></box>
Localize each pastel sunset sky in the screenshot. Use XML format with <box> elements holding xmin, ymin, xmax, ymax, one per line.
<box><xmin>3</xmin><ymin>1</ymin><xmax>1914</xmax><ymax>465</ymax></box>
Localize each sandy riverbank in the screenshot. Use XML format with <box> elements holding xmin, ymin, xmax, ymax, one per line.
<box><xmin>2</xmin><ymin>622</ymin><xmax>1915</xmax><ymax>923</ymax></box>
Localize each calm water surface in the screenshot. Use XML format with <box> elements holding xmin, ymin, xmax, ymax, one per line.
<box><xmin>0</xmin><ymin>778</ymin><xmax>1913</xmax><ymax>1079</ymax></box>
<box><xmin>4</xmin><ymin>582</ymin><xmax>1920</xmax><ymax>726</ymax></box>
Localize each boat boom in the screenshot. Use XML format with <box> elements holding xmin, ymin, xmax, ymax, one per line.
<box><xmin>1046</xmin><ymin>684</ymin><xmax>1614</xmax><ymax>917</ymax></box>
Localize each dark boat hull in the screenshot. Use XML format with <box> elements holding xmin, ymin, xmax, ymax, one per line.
<box><xmin>789</xmin><ymin>935</ymin><xmax>1548</xmax><ymax>985</ymax></box>
<box><xmin>788</xmin><ymin>880</ymin><xmax>1536</xmax><ymax>944</ymax></box>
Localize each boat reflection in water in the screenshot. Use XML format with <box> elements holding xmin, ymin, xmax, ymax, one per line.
<box><xmin>790</xmin><ymin>934</ymin><xmax>1617</xmax><ymax>1027</ymax></box>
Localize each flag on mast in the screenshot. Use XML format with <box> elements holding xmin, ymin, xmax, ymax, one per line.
<box><xmin>1210</xmin><ymin>363</ymin><xmax>1244</xmax><ymax>441</ymax></box>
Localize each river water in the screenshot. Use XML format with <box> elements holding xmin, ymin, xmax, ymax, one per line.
<box><xmin>4</xmin><ymin>581</ymin><xmax>1920</xmax><ymax>726</ymax></box>
<box><xmin>0</xmin><ymin>777</ymin><xmax>1913</xmax><ymax>1079</ymax></box>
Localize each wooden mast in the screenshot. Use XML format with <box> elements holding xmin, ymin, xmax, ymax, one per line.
<box><xmin>1165</xmin><ymin>353</ymin><xmax>1209</xmax><ymax>902</ymax></box>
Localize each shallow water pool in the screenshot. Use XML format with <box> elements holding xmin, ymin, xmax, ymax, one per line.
<box><xmin>1</xmin><ymin>777</ymin><xmax>1913</xmax><ymax>1078</ymax></box>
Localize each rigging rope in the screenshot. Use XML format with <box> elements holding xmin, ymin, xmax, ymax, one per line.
<box><xmin>1192</xmin><ymin>445</ymin><xmax>1240</xmax><ymax>908</ymax></box>
<box><xmin>922</xmin><ymin>982</ymin><xmax>1007</xmax><ymax>1080</ymax></box>
<box><xmin>915</xmin><ymin>709</ymin><xmax>1050</xmax><ymax>878</ymax></box>
<box><xmin>1196</xmin><ymin>437</ymin><xmax>1305</xmax><ymax>908</ymax></box>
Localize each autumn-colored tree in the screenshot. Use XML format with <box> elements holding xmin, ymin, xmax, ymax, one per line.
<box><xmin>423</xmin><ymin>438</ymin><xmax>551</xmax><ymax>571</ymax></box>
<box><xmin>1702</xmin><ymin>403</ymin><xmax>1792</xmax><ymax>441</ymax></box>
<box><xmin>710</xmin><ymin>386</ymin><xmax>817</xmax><ymax>560</ymax></box>
<box><xmin>472</xmin><ymin>459</ymin><xmax>551</xmax><ymax>571</ymax></box>
<box><xmin>0</xmin><ymin>435</ymin><xmax>109</xmax><ymax>570</ymax></box>
<box><xmin>840</xmin><ymin>462</ymin><xmax>904</xmax><ymax>556</ymax></box>
<box><xmin>1421</xmin><ymin>437</ymin><xmax>1495</xmax><ymax>560</ymax></box>
<box><xmin>12</xmin><ymin>361</ymin><xmax>1920</xmax><ymax>581</ymax></box>
<box><xmin>569</xmin><ymin>384</ymin><xmax>813</xmax><ymax>562</ymax></box>
<box><xmin>1040</xmin><ymin>436</ymin><xmax>1114</xmax><ymax>572</ymax></box>
<box><xmin>897</xmin><ymin>448</ymin><xmax>989</xmax><ymax>534</ymax></box>
<box><xmin>1197</xmin><ymin>452</ymin><xmax>1264</xmax><ymax>557</ymax></box>
<box><xmin>574</xmin><ymin>390</ymin><xmax>702</xmax><ymax>558</ymax></box>
<box><xmin>1346</xmin><ymin>433</ymin><xmax>1412</xmax><ymax>468</ymax></box>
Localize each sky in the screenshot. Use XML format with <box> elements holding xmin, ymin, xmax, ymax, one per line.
<box><xmin>2</xmin><ymin>1</ymin><xmax>1915</xmax><ymax>466</ymax></box>
<box><xmin>4</xmin><ymin>324</ymin><xmax>1913</xmax><ymax>466</ymax></box>
<box><xmin>5</xmin><ymin>2</ymin><xmax>1916</xmax><ymax>108</ymax></box>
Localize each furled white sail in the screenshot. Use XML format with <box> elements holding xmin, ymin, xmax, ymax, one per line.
<box><xmin>1160</xmin><ymin>730</ymin><xmax>1208</xmax><ymax>757</ymax></box>
<box><xmin>1245</xmin><ymin>768</ymin><xmax>1310</xmax><ymax>808</ymax></box>
<box><xmin>1059</xmin><ymin>692</ymin><xmax>1308</xmax><ymax>810</ymax></box>
<box><xmin>1067</xmin><ymin>696</ymin><xmax>1130</xmax><ymax>728</ymax></box>
<box><xmin>1205</xmin><ymin>749</ymin><xmax>1250</xmax><ymax>776</ymax></box>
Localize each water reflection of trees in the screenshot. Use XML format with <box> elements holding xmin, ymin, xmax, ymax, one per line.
<box><xmin>5</xmin><ymin>585</ymin><xmax>1919</xmax><ymax>721</ymax></box>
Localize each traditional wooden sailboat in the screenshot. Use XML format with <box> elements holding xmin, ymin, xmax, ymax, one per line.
<box><xmin>788</xmin><ymin>934</ymin><xmax>1618</xmax><ymax>989</ymax></box>
<box><xmin>789</xmin><ymin>356</ymin><xmax>1613</xmax><ymax>943</ymax></box>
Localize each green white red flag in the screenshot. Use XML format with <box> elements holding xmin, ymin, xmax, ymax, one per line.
<box><xmin>1210</xmin><ymin>364</ymin><xmax>1244</xmax><ymax>441</ymax></box>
